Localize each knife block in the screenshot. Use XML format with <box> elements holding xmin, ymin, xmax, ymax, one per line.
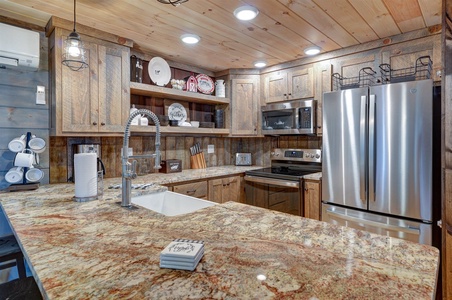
<box><xmin>190</xmin><ymin>153</ymin><xmax>206</xmax><ymax>169</ymax></box>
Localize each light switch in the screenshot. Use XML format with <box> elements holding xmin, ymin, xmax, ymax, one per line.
<box><xmin>207</xmin><ymin>144</ymin><xmax>214</xmax><ymax>154</ymax></box>
<box><xmin>36</xmin><ymin>86</ymin><xmax>46</xmax><ymax>105</ymax></box>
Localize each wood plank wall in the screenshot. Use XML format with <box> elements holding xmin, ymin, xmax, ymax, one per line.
<box><xmin>49</xmin><ymin>135</ymin><xmax>322</xmax><ymax>183</ymax></box>
<box><xmin>0</xmin><ymin>32</ymin><xmax>50</xmax><ymax>186</ymax></box>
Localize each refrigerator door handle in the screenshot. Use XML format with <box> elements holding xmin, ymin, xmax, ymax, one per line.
<box><xmin>325</xmin><ymin>208</ymin><xmax>421</xmax><ymax>235</ymax></box>
<box><xmin>368</xmin><ymin>94</ymin><xmax>376</xmax><ymax>202</ymax></box>
<box><xmin>360</xmin><ymin>95</ymin><xmax>367</xmax><ymax>202</ymax></box>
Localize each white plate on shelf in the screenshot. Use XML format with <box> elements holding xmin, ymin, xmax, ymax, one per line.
<box><xmin>167</xmin><ymin>103</ymin><xmax>187</xmax><ymax>123</ymax></box>
<box><xmin>196</xmin><ymin>74</ymin><xmax>214</xmax><ymax>94</ymax></box>
<box><xmin>148</xmin><ymin>57</ymin><xmax>171</xmax><ymax>86</ymax></box>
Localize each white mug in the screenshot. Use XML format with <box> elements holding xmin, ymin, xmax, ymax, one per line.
<box><xmin>14</xmin><ymin>149</ymin><xmax>35</xmax><ymax>168</ymax></box>
<box><xmin>25</xmin><ymin>167</ymin><xmax>44</xmax><ymax>182</ymax></box>
<box><xmin>8</xmin><ymin>134</ymin><xmax>26</xmax><ymax>152</ymax></box>
<box><xmin>5</xmin><ymin>167</ymin><xmax>24</xmax><ymax>184</ymax></box>
<box><xmin>28</xmin><ymin>136</ymin><xmax>46</xmax><ymax>153</ymax></box>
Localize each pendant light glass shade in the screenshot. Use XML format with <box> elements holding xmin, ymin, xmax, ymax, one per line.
<box><xmin>62</xmin><ymin>0</ymin><xmax>88</xmax><ymax>71</ymax></box>
<box><xmin>157</xmin><ymin>0</ymin><xmax>189</xmax><ymax>6</ymax></box>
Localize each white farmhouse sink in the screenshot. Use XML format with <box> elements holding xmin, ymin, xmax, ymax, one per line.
<box><xmin>131</xmin><ymin>191</ymin><xmax>216</xmax><ymax>216</ymax></box>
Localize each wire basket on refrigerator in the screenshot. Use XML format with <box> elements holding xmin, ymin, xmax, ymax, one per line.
<box><xmin>332</xmin><ymin>67</ymin><xmax>377</xmax><ymax>91</ymax></box>
<box><xmin>379</xmin><ymin>56</ymin><xmax>432</xmax><ymax>84</ymax></box>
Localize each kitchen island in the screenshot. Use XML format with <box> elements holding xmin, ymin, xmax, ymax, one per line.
<box><xmin>0</xmin><ymin>167</ymin><xmax>439</xmax><ymax>299</ymax></box>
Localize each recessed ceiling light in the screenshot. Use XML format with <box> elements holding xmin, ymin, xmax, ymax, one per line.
<box><xmin>304</xmin><ymin>46</ymin><xmax>321</xmax><ymax>56</ymax></box>
<box><xmin>234</xmin><ymin>5</ymin><xmax>259</xmax><ymax>21</ymax></box>
<box><xmin>180</xmin><ymin>34</ymin><xmax>200</xmax><ymax>44</ymax></box>
<box><xmin>254</xmin><ymin>60</ymin><xmax>267</xmax><ymax>68</ymax></box>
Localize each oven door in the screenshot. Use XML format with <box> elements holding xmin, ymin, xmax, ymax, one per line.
<box><xmin>244</xmin><ymin>175</ymin><xmax>302</xmax><ymax>216</ymax></box>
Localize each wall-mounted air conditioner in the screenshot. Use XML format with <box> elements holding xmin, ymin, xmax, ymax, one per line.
<box><xmin>0</xmin><ymin>23</ymin><xmax>40</xmax><ymax>71</ymax></box>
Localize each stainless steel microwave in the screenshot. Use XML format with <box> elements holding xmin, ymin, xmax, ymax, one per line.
<box><xmin>261</xmin><ymin>99</ymin><xmax>316</xmax><ymax>135</ymax></box>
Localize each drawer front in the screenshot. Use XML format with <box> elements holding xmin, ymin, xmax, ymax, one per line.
<box><xmin>173</xmin><ymin>181</ymin><xmax>208</xmax><ymax>199</ymax></box>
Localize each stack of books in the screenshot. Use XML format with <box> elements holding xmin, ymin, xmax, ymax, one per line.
<box><xmin>160</xmin><ymin>239</ymin><xmax>204</xmax><ymax>271</ymax></box>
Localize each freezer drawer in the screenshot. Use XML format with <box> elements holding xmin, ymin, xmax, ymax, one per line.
<box><xmin>321</xmin><ymin>204</ymin><xmax>432</xmax><ymax>245</ymax></box>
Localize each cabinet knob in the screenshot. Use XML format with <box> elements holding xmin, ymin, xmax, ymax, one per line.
<box><xmin>93</xmin><ymin>122</ymin><xmax>97</xmax><ymax>125</ymax></box>
<box><xmin>317</xmin><ymin>126</ymin><xmax>322</xmax><ymax>129</ymax></box>
<box><xmin>101</xmin><ymin>122</ymin><xmax>106</xmax><ymax>126</ymax></box>
<box><xmin>288</xmin><ymin>93</ymin><xmax>292</xmax><ymax>96</ymax></box>
<box><xmin>283</xmin><ymin>93</ymin><xmax>287</xmax><ymax>96</ymax></box>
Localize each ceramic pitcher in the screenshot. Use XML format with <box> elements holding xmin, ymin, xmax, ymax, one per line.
<box><xmin>215</xmin><ymin>80</ymin><xmax>225</xmax><ymax>97</ymax></box>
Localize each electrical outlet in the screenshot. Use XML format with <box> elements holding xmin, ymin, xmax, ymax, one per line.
<box><xmin>207</xmin><ymin>144</ymin><xmax>214</xmax><ymax>154</ymax></box>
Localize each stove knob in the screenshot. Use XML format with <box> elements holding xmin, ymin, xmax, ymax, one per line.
<box><xmin>271</xmin><ymin>152</ymin><xmax>275</xmax><ymax>157</ymax></box>
<box><xmin>310</xmin><ymin>154</ymin><xmax>315</xmax><ymax>158</ymax></box>
<box><xmin>315</xmin><ymin>154</ymin><xmax>320</xmax><ymax>159</ymax></box>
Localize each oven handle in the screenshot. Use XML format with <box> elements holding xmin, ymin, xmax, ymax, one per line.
<box><xmin>244</xmin><ymin>175</ymin><xmax>299</xmax><ymax>188</ymax></box>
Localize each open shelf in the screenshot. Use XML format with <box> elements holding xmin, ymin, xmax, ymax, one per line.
<box><xmin>130</xmin><ymin>125</ymin><xmax>230</xmax><ymax>135</ymax></box>
<box><xmin>130</xmin><ymin>82</ymin><xmax>230</xmax><ymax>105</ymax></box>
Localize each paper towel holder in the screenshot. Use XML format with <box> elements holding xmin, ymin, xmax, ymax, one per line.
<box><xmin>73</xmin><ymin>170</ymin><xmax>103</xmax><ymax>202</ymax></box>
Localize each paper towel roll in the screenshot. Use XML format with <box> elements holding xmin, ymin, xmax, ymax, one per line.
<box><xmin>74</xmin><ymin>153</ymin><xmax>98</xmax><ymax>198</ymax></box>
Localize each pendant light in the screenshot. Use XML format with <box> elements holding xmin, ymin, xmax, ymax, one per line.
<box><xmin>157</xmin><ymin>0</ymin><xmax>189</xmax><ymax>6</ymax></box>
<box><xmin>62</xmin><ymin>0</ymin><xmax>88</xmax><ymax>71</ymax></box>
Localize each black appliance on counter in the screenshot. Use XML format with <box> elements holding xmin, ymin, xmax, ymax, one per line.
<box><xmin>244</xmin><ymin>148</ymin><xmax>321</xmax><ymax>216</ymax></box>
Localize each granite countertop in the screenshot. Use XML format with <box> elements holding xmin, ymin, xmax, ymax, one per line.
<box><xmin>0</xmin><ymin>166</ymin><xmax>438</xmax><ymax>299</ymax></box>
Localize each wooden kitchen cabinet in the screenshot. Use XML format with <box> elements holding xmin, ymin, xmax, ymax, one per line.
<box><xmin>263</xmin><ymin>66</ymin><xmax>314</xmax><ymax>103</ymax></box>
<box><xmin>208</xmin><ymin>175</ymin><xmax>241</xmax><ymax>203</ymax></box>
<box><xmin>230</xmin><ymin>77</ymin><xmax>260</xmax><ymax>136</ymax></box>
<box><xmin>48</xmin><ymin>27</ymin><xmax>129</xmax><ymax>136</ymax></box>
<box><xmin>303</xmin><ymin>179</ymin><xmax>322</xmax><ymax>221</ymax></box>
<box><xmin>171</xmin><ymin>180</ymin><xmax>208</xmax><ymax>199</ymax></box>
<box><xmin>313</xmin><ymin>61</ymin><xmax>332</xmax><ymax>136</ymax></box>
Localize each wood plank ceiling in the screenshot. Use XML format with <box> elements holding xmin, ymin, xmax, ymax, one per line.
<box><xmin>0</xmin><ymin>0</ymin><xmax>441</xmax><ymax>72</ymax></box>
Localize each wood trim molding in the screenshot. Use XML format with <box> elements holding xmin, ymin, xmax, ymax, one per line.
<box><xmin>259</xmin><ymin>26</ymin><xmax>442</xmax><ymax>74</ymax></box>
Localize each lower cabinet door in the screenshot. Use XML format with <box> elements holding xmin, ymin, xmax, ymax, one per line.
<box><xmin>304</xmin><ymin>179</ymin><xmax>322</xmax><ymax>220</ymax></box>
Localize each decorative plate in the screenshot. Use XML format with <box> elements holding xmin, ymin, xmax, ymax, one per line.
<box><xmin>196</xmin><ymin>74</ymin><xmax>214</xmax><ymax>94</ymax></box>
<box><xmin>167</xmin><ymin>103</ymin><xmax>187</xmax><ymax>123</ymax></box>
<box><xmin>148</xmin><ymin>57</ymin><xmax>171</xmax><ymax>86</ymax></box>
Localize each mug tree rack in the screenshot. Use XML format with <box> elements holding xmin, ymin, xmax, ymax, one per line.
<box><xmin>5</xmin><ymin>132</ymin><xmax>40</xmax><ymax>192</ymax></box>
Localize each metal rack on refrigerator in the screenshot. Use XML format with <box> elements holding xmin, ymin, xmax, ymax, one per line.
<box><xmin>332</xmin><ymin>67</ymin><xmax>378</xmax><ymax>91</ymax></box>
<box><xmin>379</xmin><ymin>55</ymin><xmax>432</xmax><ymax>84</ymax></box>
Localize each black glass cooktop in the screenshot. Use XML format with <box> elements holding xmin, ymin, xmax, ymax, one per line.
<box><xmin>246</xmin><ymin>165</ymin><xmax>321</xmax><ymax>181</ymax></box>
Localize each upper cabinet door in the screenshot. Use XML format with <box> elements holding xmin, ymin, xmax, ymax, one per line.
<box><xmin>60</xmin><ymin>38</ymin><xmax>99</xmax><ymax>133</ymax></box>
<box><xmin>98</xmin><ymin>45</ymin><xmax>130</xmax><ymax>132</ymax></box>
<box><xmin>231</xmin><ymin>77</ymin><xmax>259</xmax><ymax>136</ymax></box>
<box><xmin>263</xmin><ymin>71</ymin><xmax>288</xmax><ymax>103</ymax></box>
<box><xmin>288</xmin><ymin>66</ymin><xmax>314</xmax><ymax>100</ymax></box>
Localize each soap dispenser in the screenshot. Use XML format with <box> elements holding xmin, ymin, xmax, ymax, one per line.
<box><xmin>130</xmin><ymin>104</ymin><xmax>140</xmax><ymax>125</ymax></box>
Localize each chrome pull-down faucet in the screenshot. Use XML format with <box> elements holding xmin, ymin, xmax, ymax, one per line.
<box><xmin>121</xmin><ymin>109</ymin><xmax>161</xmax><ymax>207</ymax></box>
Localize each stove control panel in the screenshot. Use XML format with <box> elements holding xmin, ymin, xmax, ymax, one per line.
<box><xmin>270</xmin><ymin>148</ymin><xmax>321</xmax><ymax>163</ymax></box>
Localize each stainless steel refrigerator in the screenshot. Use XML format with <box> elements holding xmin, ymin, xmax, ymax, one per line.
<box><xmin>321</xmin><ymin>79</ymin><xmax>434</xmax><ymax>245</ymax></box>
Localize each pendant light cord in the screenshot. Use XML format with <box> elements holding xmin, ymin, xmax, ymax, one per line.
<box><xmin>73</xmin><ymin>0</ymin><xmax>76</xmax><ymax>32</ymax></box>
